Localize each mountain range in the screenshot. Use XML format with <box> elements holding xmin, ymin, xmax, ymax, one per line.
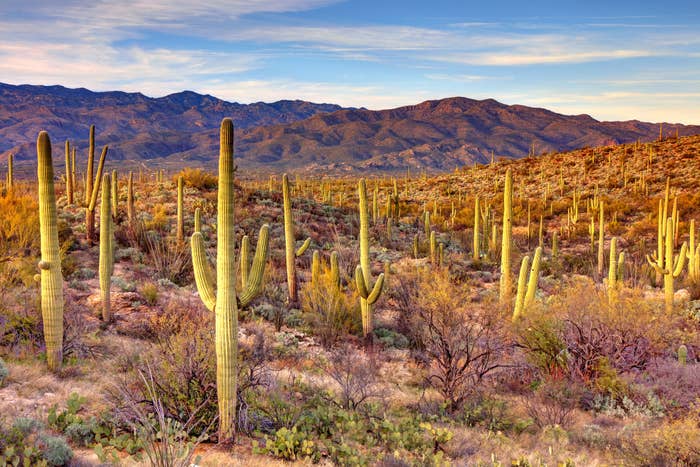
<box><xmin>1</xmin><ymin>82</ymin><xmax>699</xmax><ymax>174</ymax></box>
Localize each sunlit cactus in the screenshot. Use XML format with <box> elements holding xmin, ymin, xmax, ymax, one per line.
<box><xmin>37</xmin><ymin>131</ymin><xmax>64</xmax><ymax>371</ymax></box>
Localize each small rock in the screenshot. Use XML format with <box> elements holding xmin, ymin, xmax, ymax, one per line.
<box><xmin>675</xmin><ymin>289</ymin><xmax>691</xmax><ymax>304</ymax></box>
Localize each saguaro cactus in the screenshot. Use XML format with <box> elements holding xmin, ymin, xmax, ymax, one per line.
<box><xmin>127</xmin><ymin>171</ymin><xmax>135</xmax><ymax>224</ymax></box>
<box><xmin>597</xmin><ymin>200</ymin><xmax>605</xmax><ymax>279</ymax></box>
<box><xmin>7</xmin><ymin>153</ymin><xmax>14</xmax><ymax>191</ymax></box>
<box><xmin>500</xmin><ymin>168</ymin><xmax>513</xmax><ymax>302</ymax></box>
<box><xmin>176</xmin><ymin>175</ymin><xmax>184</xmax><ymax>244</ymax></box>
<box><xmin>282</xmin><ymin>173</ymin><xmax>311</xmax><ymax>305</ymax></box>
<box><xmin>99</xmin><ymin>174</ymin><xmax>114</xmax><ymax>322</ymax></box>
<box><xmin>190</xmin><ymin>119</ymin><xmax>269</xmax><ymax>441</ymax></box>
<box><xmin>607</xmin><ymin>237</ymin><xmax>623</xmax><ymax>304</ymax></box>
<box><xmin>646</xmin><ymin>218</ymin><xmax>688</xmax><ymax>313</ymax></box>
<box><xmin>355</xmin><ymin>178</ymin><xmax>385</xmax><ymax>337</ymax></box>
<box><xmin>65</xmin><ymin>141</ymin><xmax>73</xmax><ymax>204</ymax></box>
<box><xmin>687</xmin><ymin>219</ymin><xmax>699</xmax><ymax>284</ymax></box>
<box><xmin>473</xmin><ymin>196</ymin><xmax>480</xmax><ymax>261</ymax></box>
<box><xmin>37</xmin><ymin>132</ymin><xmax>64</xmax><ymax>371</ymax></box>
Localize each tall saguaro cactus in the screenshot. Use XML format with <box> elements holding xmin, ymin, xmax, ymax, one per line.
<box><xmin>99</xmin><ymin>174</ymin><xmax>114</xmax><ymax>322</ymax></box>
<box><xmin>355</xmin><ymin>178</ymin><xmax>385</xmax><ymax>337</ymax></box>
<box><xmin>190</xmin><ymin>119</ymin><xmax>269</xmax><ymax>441</ymax></box>
<box><xmin>647</xmin><ymin>218</ymin><xmax>687</xmax><ymax>313</ymax></box>
<box><xmin>513</xmin><ymin>246</ymin><xmax>542</xmax><ymax>320</ymax></box>
<box><xmin>282</xmin><ymin>173</ymin><xmax>311</xmax><ymax>305</ymax></box>
<box><xmin>7</xmin><ymin>153</ymin><xmax>14</xmax><ymax>191</ymax></box>
<box><xmin>499</xmin><ymin>169</ymin><xmax>513</xmax><ymax>302</ymax></box>
<box><xmin>473</xmin><ymin>196</ymin><xmax>480</xmax><ymax>261</ymax></box>
<box><xmin>176</xmin><ymin>175</ymin><xmax>184</xmax><ymax>244</ymax></box>
<box><xmin>127</xmin><ymin>171</ymin><xmax>135</xmax><ymax>224</ymax></box>
<box><xmin>37</xmin><ymin>132</ymin><xmax>64</xmax><ymax>371</ymax></box>
<box><xmin>65</xmin><ymin>141</ymin><xmax>73</xmax><ymax>204</ymax></box>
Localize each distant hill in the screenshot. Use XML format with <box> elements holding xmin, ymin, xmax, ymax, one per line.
<box><xmin>0</xmin><ymin>82</ymin><xmax>342</xmax><ymax>162</ymax></box>
<box><xmin>1</xmin><ymin>83</ymin><xmax>699</xmax><ymax>174</ymax></box>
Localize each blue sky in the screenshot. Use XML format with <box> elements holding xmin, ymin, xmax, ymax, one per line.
<box><xmin>1</xmin><ymin>0</ymin><xmax>698</xmax><ymax>123</ymax></box>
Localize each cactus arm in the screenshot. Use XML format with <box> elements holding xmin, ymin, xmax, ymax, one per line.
<box><xmin>295</xmin><ymin>237</ymin><xmax>311</xmax><ymax>256</ymax></box>
<box><xmin>87</xmin><ymin>146</ymin><xmax>109</xmax><ymax>212</ymax></box>
<box><xmin>646</xmin><ymin>254</ymin><xmax>667</xmax><ymax>275</ymax></box>
<box><xmin>513</xmin><ymin>255</ymin><xmax>530</xmax><ymax>320</ymax></box>
<box><xmin>355</xmin><ymin>265</ymin><xmax>369</xmax><ymax>298</ymax></box>
<box><xmin>672</xmin><ymin>242</ymin><xmax>688</xmax><ymax>277</ymax></box>
<box><xmin>37</xmin><ymin>131</ymin><xmax>64</xmax><ymax>371</ymax></box>
<box><xmin>191</xmin><ymin>232</ymin><xmax>216</xmax><ymax>311</ymax></box>
<box><xmin>239</xmin><ymin>224</ymin><xmax>269</xmax><ymax>308</ymax></box>
<box><xmin>524</xmin><ymin>247</ymin><xmax>542</xmax><ymax>308</ymax></box>
<box><xmin>365</xmin><ymin>273</ymin><xmax>384</xmax><ymax>305</ymax></box>
<box><xmin>240</xmin><ymin>234</ymin><xmax>250</xmax><ymax>288</ymax></box>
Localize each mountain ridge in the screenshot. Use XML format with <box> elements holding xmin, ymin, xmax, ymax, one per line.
<box><xmin>1</xmin><ymin>82</ymin><xmax>699</xmax><ymax>174</ymax></box>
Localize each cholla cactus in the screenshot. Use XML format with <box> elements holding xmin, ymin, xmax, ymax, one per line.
<box><xmin>37</xmin><ymin>132</ymin><xmax>64</xmax><ymax>371</ymax></box>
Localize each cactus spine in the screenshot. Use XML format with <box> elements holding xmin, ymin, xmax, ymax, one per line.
<box><xmin>282</xmin><ymin>173</ymin><xmax>310</xmax><ymax>305</ymax></box>
<box><xmin>646</xmin><ymin>218</ymin><xmax>688</xmax><ymax>313</ymax></box>
<box><xmin>177</xmin><ymin>175</ymin><xmax>184</xmax><ymax>244</ymax></box>
<box><xmin>356</xmin><ymin>178</ymin><xmax>385</xmax><ymax>337</ymax></box>
<box><xmin>500</xmin><ymin>168</ymin><xmax>513</xmax><ymax>303</ymax></box>
<box><xmin>190</xmin><ymin>118</ymin><xmax>268</xmax><ymax>441</ymax></box>
<box><xmin>37</xmin><ymin>132</ymin><xmax>64</xmax><ymax>371</ymax></box>
<box><xmin>99</xmin><ymin>174</ymin><xmax>113</xmax><ymax>322</ymax></box>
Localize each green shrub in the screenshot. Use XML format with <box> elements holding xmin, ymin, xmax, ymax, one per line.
<box><xmin>37</xmin><ymin>435</ymin><xmax>72</xmax><ymax>466</ymax></box>
<box><xmin>0</xmin><ymin>357</ymin><xmax>8</xmax><ymax>386</ymax></box>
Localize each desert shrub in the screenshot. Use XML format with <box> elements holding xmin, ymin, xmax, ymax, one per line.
<box><xmin>37</xmin><ymin>435</ymin><xmax>73</xmax><ymax>466</ymax></box>
<box><xmin>139</xmin><ymin>281</ymin><xmax>159</xmax><ymax>306</ymax></box>
<box><xmin>412</xmin><ymin>269</ymin><xmax>510</xmax><ymax>412</ymax></box>
<box><xmin>0</xmin><ymin>357</ymin><xmax>8</xmax><ymax>386</ymax></box>
<box><xmin>0</xmin><ymin>415</ymin><xmax>72</xmax><ymax>466</ymax></box>
<box><xmin>619</xmin><ymin>410</ymin><xmax>700</xmax><ymax>466</ymax></box>
<box><xmin>300</xmin><ymin>265</ymin><xmax>355</xmax><ymax>348</ymax></box>
<box><xmin>174</xmin><ymin>167</ymin><xmax>217</xmax><ymax>190</ymax></box>
<box><xmin>523</xmin><ymin>380</ymin><xmax>581</xmax><ymax>429</ymax></box>
<box><xmin>520</xmin><ymin>280</ymin><xmax>683</xmax><ymax>391</ymax></box>
<box><xmin>639</xmin><ymin>357</ymin><xmax>700</xmax><ymax>416</ymax></box>
<box><xmin>143</xmin><ymin>231</ymin><xmax>192</xmax><ymax>285</ymax></box>
<box><xmin>318</xmin><ymin>344</ymin><xmax>384</xmax><ymax>411</ymax></box>
<box><xmin>0</xmin><ymin>191</ymin><xmax>39</xmax><ymax>262</ymax></box>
